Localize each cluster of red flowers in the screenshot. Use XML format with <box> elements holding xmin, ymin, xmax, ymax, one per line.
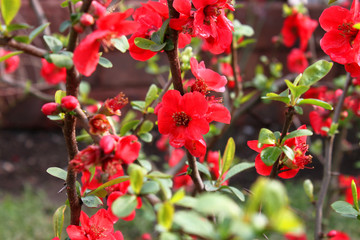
<box><xmin>247</xmin><ymin>125</ymin><xmax>312</xmax><ymax>179</ymax></box>
<box><xmin>279</xmin><ymin>6</ymin><xmax>317</xmax><ymax>73</ymax></box>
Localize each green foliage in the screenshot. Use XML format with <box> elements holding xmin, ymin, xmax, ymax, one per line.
<box><xmin>46</xmin><ymin>167</ymin><xmax>67</xmax><ymax>181</ymax></box>
<box><xmin>258</xmin><ymin>128</ymin><xmax>276</xmax><ymax>145</ymax></box>
<box><xmin>98</xmin><ymin>56</ymin><xmax>113</xmax><ymax>68</ymax></box>
<box><xmin>1</xmin><ymin>0</ymin><xmax>21</xmax><ymax>25</ymax></box>
<box><xmin>220</xmin><ymin>137</ymin><xmax>235</xmax><ymax>177</ymax></box>
<box><xmin>260</xmin><ymin>146</ymin><xmax>282</xmax><ymax>166</ymax></box>
<box><xmin>53</xmin><ymin>205</ymin><xmax>66</xmax><ymax>239</ymax></box>
<box><xmin>29</xmin><ymin>23</ymin><xmax>50</xmax><ymax>43</ymax></box>
<box><xmin>112</xmin><ymin>195</ymin><xmax>138</xmax><ymax>218</ymax></box>
<box><xmin>0</xmin><ymin>50</ymin><xmax>23</xmax><ymax>62</ymax></box>
<box><xmin>111</xmin><ymin>36</ymin><xmax>130</xmax><ymax>53</ymax></box>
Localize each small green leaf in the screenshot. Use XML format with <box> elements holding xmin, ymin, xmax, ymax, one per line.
<box><xmin>86</xmin><ymin>176</ymin><xmax>129</xmax><ymax>196</ymax></box>
<box><xmin>297</xmin><ymin>98</ymin><xmax>333</xmax><ymax>110</ymax></box>
<box><xmin>49</xmin><ymin>53</ymin><xmax>73</xmax><ymax>69</ymax></box>
<box><xmin>81</xmin><ymin>195</ymin><xmax>103</xmax><ymax>207</ymax></box>
<box><xmin>196</xmin><ymin>161</ymin><xmax>212</xmax><ymax>179</ymax></box>
<box><xmin>134</xmin><ymin>37</ymin><xmax>156</xmax><ymax>50</ymax></box>
<box><xmin>53</xmin><ymin>205</ymin><xmax>66</xmax><ymax>238</ymax></box>
<box><xmin>140</xmin><ymin>181</ymin><xmax>160</xmax><ymax>194</ymax></box>
<box><xmin>220</xmin><ymin>137</ymin><xmax>236</xmax><ymax>177</ymax></box>
<box><xmin>131</xmin><ymin>100</ymin><xmax>146</xmax><ymax>111</ymax></box>
<box><xmin>7</xmin><ymin>23</ymin><xmax>31</xmax><ymax>32</ymax></box>
<box><xmin>128</xmin><ymin>164</ymin><xmax>146</xmax><ymax>194</ymax></box>
<box><xmin>145</xmin><ymin>84</ymin><xmax>159</xmax><ymax>107</ymax></box>
<box><xmin>331</xmin><ymin>200</ymin><xmax>359</xmax><ymax>217</ymax></box>
<box><xmin>328</xmin><ymin>0</ymin><xmax>338</xmax><ymax>5</ymax></box>
<box><xmin>281</xmin><ymin>129</ymin><xmax>313</xmax><ymax>142</ymax></box>
<box><xmin>303</xmin><ymin>179</ymin><xmax>314</xmax><ymax>202</ymax></box>
<box><xmin>294</xmin><ymin>106</ymin><xmax>303</xmax><ymax>115</ymax></box>
<box><xmin>258</xmin><ymin>128</ymin><xmax>276</xmax><ymax>145</ymax></box>
<box><xmin>98</xmin><ymin>56</ymin><xmax>113</xmax><ymax>68</ymax></box>
<box><xmin>220</xmin><ymin>185</ymin><xmax>245</xmax><ymax>202</ymax></box>
<box><xmin>55</xmin><ymin>90</ymin><xmax>66</xmax><ymax>104</ymax></box>
<box><xmin>281</xmin><ymin>145</ymin><xmax>294</xmax><ymax>160</ymax></box>
<box><xmin>149</xmin><ymin>42</ymin><xmax>167</xmax><ymax>52</ymax></box>
<box><xmin>47</xmin><ymin>167</ymin><xmax>67</xmax><ymax>181</ymax></box>
<box><xmin>173</xmin><ymin>211</ymin><xmax>215</xmax><ymax>239</ymax></box>
<box><xmin>299</xmin><ymin>60</ymin><xmax>333</xmax><ymax>87</ymax></box>
<box><xmin>120</xmin><ymin>120</ymin><xmax>139</xmax><ymax>136</ymax></box>
<box><xmin>0</xmin><ymin>51</ymin><xmax>22</xmax><ymax>62</ymax></box>
<box><xmin>79</xmin><ymin>81</ymin><xmax>91</xmax><ymax>97</ymax></box>
<box><xmin>171</xmin><ymin>188</ymin><xmax>185</xmax><ymax>203</ymax></box>
<box><xmin>29</xmin><ymin>23</ymin><xmax>50</xmax><ymax>43</ymax></box>
<box><xmin>138</xmin><ymin>120</ymin><xmax>154</xmax><ymax>134</ymax></box>
<box><xmin>139</xmin><ymin>132</ymin><xmax>153</xmax><ymax>142</ymax></box>
<box><xmin>260</xmin><ymin>146</ymin><xmax>282</xmax><ymax>166</ymax></box>
<box><xmin>194</xmin><ymin>192</ymin><xmax>241</xmax><ymax>217</ymax></box>
<box><xmin>111</xmin><ymin>36</ymin><xmax>129</xmax><ymax>53</ymax></box>
<box><xmin>158</xmin><ymin>202</ymin><xmax>174</xmax><ymax>230</ymax></box>
<box><xmin>158</xmin><ymin>18</ymin><xmax>169</xmax><ymax>43</ymax></box>
<box><xmin>262</xmin><ymin>92</ymin><xmax>290</xmax><ymax>104</ymax></box>
<box><xmin>147</xmin><ymin>171</ymin><xmax>172</xmax><ymax>179</ymax></box>
<box><xmin>44</xmin><ymin>35</ymin><xmax>63</xmax><ymax>53</ymax></box>
<box><xmin>112</xmin><ymin>195</ymin><xmax>137</xmax><ymax>218</ymax></box>
<box><xmin>1</xmin><ymin>0</ymin><xmax>21</xmax><ymax>25</ymax></box>
<box><xmin>13</xmin><ymin>35</ymin><xmax>29</xmax><ymax>43</ymax></box>
<box><xmin>352</xmin><ymin>180</ymin><xmax>359</xmax><ymax>211</ymax></box>
<box><xmin>222</xmin><ymin>162</ymin><xmax>255</xmax><ymax>182</ymax></box>
<box><xmin>59</xmin><ymin>20</ymin><xmax>71</xmax><ymax>32</ymax></box>
<box><xmin>285</xmin><ymin>79</ymin><xmax>310</xmax><ymax>100</ymax></box>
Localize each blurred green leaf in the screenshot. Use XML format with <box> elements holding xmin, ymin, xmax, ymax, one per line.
<box><xmin>98</xmin><ymin>56</ymin><xmax>113</xmax><ymax>68</ymax></box>
<box><xmin>158</xmin><ymin>202</ymin><xmax>174</xmax><ymax>230</ymax></box>
<box><xmin>120</xmin><ymin>120</ymin><xmax>139</xmax><ymax>136</ymax></box>
<box><xmin>352</xmin><ymin>180</ymin><xmax>359</xmax><ymax>211</ymax></box>
<box><xmin>145</xmin><ymin>84</ymin><xmax>158</xmax><ymax>107</ymax></box>
<box><xmin>128</xmin><ymin>164</ymin><xmax>146</xmax><ymax>194</ymax></box>
<box><xmin>281</xmin><ymin>129</ymin><xmax>312</xmax><ymax>142</ymax></box>
<box><xmin>222</xmin><ymin>162</ymin><xmax>255</xmax><ymax>182</ymax></box>
<box><xmin>134</xmin><ymin>37</ymin><xmax>156</xmax><ymax>50</ymax></box>
<box><xmin>281</xmin><ymin>145</ymin><xmax>294</xmax><ymax>160</ymax></box>
<box><xmin>139</xmin><ymin>120</ymin><xmax>154</xmax><ymax>135</ymax></box>
<box><xmin>29</xmin><ymin>23</ymin><xmax>50</xmax><ymax>43</ymax></box>
<box><xmin>173</xmin><ymin>211</ymin><xmax>215</xmax><ymax>238</ymax></box>
<box><xmin>86</xmin><ymin>176</ymin><xmax>129</xmax><ymax>196</ymax></box>
<box><xmin>331</xmin><ymin>201</ymin><xmax>359</xmax><ymax>217</ymax></box>
<box><xmin>111</xmin><ymin>195</ymin><xmax>137</xmax><ymax>218</ymax></box>
<box><xmin>220</xmin><ymin>137</ymin><xmax>236</xmax><ymax>177</ymax></box>
<box><xmin>49</xmin><ymin>53</ymin><xmax>73</xmax><ymax>69</ymax></box>
<box><xmin>7</xmin><ymin>23</ymin><xmax>31</xmax><ymax>32</ymax></box>
<box><xmin>81</xmin><ymin>195</ymin><xmax>103</xmax><ymax>208</ymax></box>
<box><xmin>53</xmin><ymin>205</ymin><xmax>66</xmax><ymax>238</ymax></box>
<box><xmin>140</xmin><ymin>181</ymin><xmax>160</xmax><ymax>194</ymax></box>
<box><xmin>44</xmin><ymin>35</ymin><xmax>63</xmax><ymax>52</ymax></box>
<box><xmin>1</xmin><ymin>0</ymin><xmax>21</xmax><ymax>25</ymax></box>
<box><xmin>0</xmin><ymin>51</ymin><xmax>22</xmax><ymax>62</ymax></box>
<box><xmin>111</xmin><ymin>36</ymin><xmax>129</xmax><ymax>53</ymax></box>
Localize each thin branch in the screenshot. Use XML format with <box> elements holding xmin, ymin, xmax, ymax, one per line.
<box><xmin>186</xmin><ymin>151</ymin><xmax>204</xmax><ymax>193</ymax></box>
<box><xmin>29</xmin><ymin>0</ymin><xmax>51</xmax><ymax>35</ymax></box>
<box><xmin>314</xmin><ymin>73</ymin><xmax>352</xmax><ymax>240</ymax></box>
<box><xmin>0</xmin><ymin>38</ymin><xmax>46</xmax><ymax>57</ymax></box>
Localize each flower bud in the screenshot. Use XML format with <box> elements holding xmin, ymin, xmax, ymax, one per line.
<box><xmin>89</xmin><ymin>114</ymin><xmax>111</xmax><ymax>135</ymax></box>
<box><xmin>41</xmin><ymin>102</ymin><xmax>60</xmax><ymax>115</ymax></box>
<box><xmin>80</xmin><ymin>13</ymin><xmax>95</xmax><ymax>26</ymax></box>
<box><xmin>73</xmin><ymin>22</ymin><xmax>84</xmax><ymax>33</ymax></box>
<box><xmin>61</xmin><ymin>96</ymin><xmax>79</xmax><ymax>111</ymax></box>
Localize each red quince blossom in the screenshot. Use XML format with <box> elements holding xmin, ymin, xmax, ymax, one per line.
<box><xmin>171</xmin><ymin>0</ymin><xmax>234</xmax><ymax>54</ymax></box>
<box><xmin>284</xmin><ymin>232</ymin><xmax>307</xmax><ymax>240</ymax></box>
<box><xmin>247</xmin><ymin>125</ymin><xmax>312</xmax><ymax>179</ymax></box>
<box><xmin>220</xmin><ymin>62</ymin><xmax>241</xmax><ymax>89</ymax></box>
<box><xmin>287</xmin><ymin>48</ymin><xmax>309</xmax><ymax>73</ymax></box>
<box><xmin>80</xmin><ymin>167</ymin><xmax>103</xmax><ymax>195</ymax></box>
<box><xmin>73</xmin><ymin>9</ymin><xmax>139</xmax><ymax>76</ymax></box>
<box><xmin>40</xmin><ymin>58</ymin><xmax>66</xmax><ymax>85</ymax></box>
<box><xmin>100</xmin><ymin>92</ymin><xmax>128</xmax><ymax>116</ymax></box>
<box><xmin>115</xmin><ymin>135</ymin><xmax>141</xmax><ymax>164</ymax></box>
<box><xmin>156</xmin><ymin>90</ymin><xmax>230</xmax><ymax>157</ymax></box>
<box><xmin>0</xmin><ymin>49</ymin><xmax>20</xmax><ymax>74</ymax></box>
<box><xmin>89</xmin><ymin>114</ymin><xmax>111</xmax><ymax>135</ymax></box>
<box><xmin>309</xmin><ymin>111</ymin><xmax>332</xmax><ymax>136</ymax></box>
<box><xmin>338</xmin><ymin>174</ymin><xmax>360</xmax><ymax>204</ymax></box>
<box><xmin>66</xmin><ymin>209</ymin><xmax>124</xmax><ymax>240</ymax></box>
<box><xmin>327</xmin><ymin>230</ymin><xmax>351</xmax><ymax>240</ymax></box>
<box><xmin>190</xmin><ymin>57</ymin><xmax>227</xmax><ymax>93</ymax></box>
<box><xmin>319</xmin><ymin>0</ymin><xmax>360</xmax><ymax>75</ymax></box>
<box><xmin>281</xmin><ymin>9</ymin><xmax>318</xmax><ymax>51</ymax></box>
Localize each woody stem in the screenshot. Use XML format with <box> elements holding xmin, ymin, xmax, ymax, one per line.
<box><xmin>314</xmin><ymin>72</ymin><xmax>351</xmax><ymax>240</ymax></box>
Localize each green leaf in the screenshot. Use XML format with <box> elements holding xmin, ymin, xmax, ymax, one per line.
<box><xmin>204</xmin><ymin>180</ymin><xmax>220</xmax><ymax>191</ymax></box>
<box><xmin>220</xmin><ymin>185</ymin><xmax>245</xmax><ymax>202</ymax></box>
<box><xmin>160</xmin><ymin>232</ymin><xmax>180</xmax><ymax>240</ymax></box>
<box><xmin>294</xmin><ymin>106</ymin><xmax>303</xmax><ymax>115</ymax></box>
<box><xmin>138</xmin><ymin>120</ymin><xmax>154</xmax><ymax>134</ymax></box>
<box><xmin>120</xmin><ymin>120</ymin><xmax>139</xmax><ymax>136</ymax></box>
<box><xmin>53</xmin><ymin>205</ymin><xmax>66</xmax><ymax>238</ymax></box>
<box><xmin>112</xmin><ymin>195</ymin><xmax>137</xmax><ymax>218</ymax></box>
<box><xmin>139</xmin><ymin>132</ymin><xmax>153</xmax><ymax>142</ymax></box>
<box><xmin>299</xmin><ymin>60</ymin><xmax>333</xmax><ymax>87</ymax></box>
<box><xmin>140</xmin><ymin>181</ymin><xmax>160</xmax><ymax>194</ymax></box>
<box><xmin>128</xmin><ymin>164</ymin><xmax>146</xmax><ymax>194</ymax></box>
<box><xmin>285</xmin><ymin>79</ymin><xmax>310</xmax><ymax>100</ymax></box>
<box><xmin>98</xmin><ymin>56</ymin><xmax>113</xmax><ymax>68</ymax></box>
<box><xmin>260</xmin><ymin>146</ymin><xmax>282</xmax><ymax>166</ymax></box>
<box><xmin>171</xmin><ymin>188</ymin><xmax>185</xmax><ymax>203</ymax></box>
<box><xmin>49</xmin><ymin>53</ymin><xmax>73</xmax><ymax>69</ymax></box>
<box><xmin>196</xmin><ymin>161</ymin><xmax>212</xmax><ymax>179</ymax></box>
<box><xmin>173</xmin><ymin>211</ymin><xmax>215</xmax><ymax>239</ymax></box>
<box><xmin>147</xmin><ymin>171</ymin><xmax>172</xmax><ymax>179</ymax></box>
<box><xmin>111</xmin><ymin>36</ymin><xmax>129</xmax><ymax>53</ymax></box>
<box><xmin>134</xmin><ymin>37</ymin><xmax>156</xmax><ymax>50</ymax></box>
<box><xmin>331</xmin><ymin>201</ymin><xmax>359</xmax><ymax>217</ymax></box>
<box><xmin>258</xmin><ymin>128</ymin><xmax>276</xmax><ymax>145</ymax></box>
<box><xmin>281</xmin><ymin>145</ymin><xmax>294</xmax><ymax>160</ymax></box>
<box><xmin>0</xmin><ymin>51</ymin><xmax>22</xmax><ymax>62</ymax></box>
<box><xmin>158</xmin><ymin>202</ymin><xmax>174</xmax><ymax>230</ymax></box>
<box><xmin>44</xmin><ymin>35</ymin><xmax>63</xmax><ymax>53</ymax></box>
<box><xmin>139</xmin><ymin>159</ymin><xmax>152</xmax><ymax>172</ymax></box>
<box><xmin>175</xmin><ymin>196</ymin><xmax>197</xmax><ymax>208</ymax></box>
<box><xmin>7</xmin><ymin>23</ymin><xmax>31</xmax><ymax>32</ymax></box>
<box><xmin>328</xmin><ymin>0</ymin><xmax>338</xmax><ymax>4</ymax></box>
<box><xmin>297</xmin><ymin>98</ymin><xmax>333</xmax><ymax>110</ymax></box>
<box><xmin>281</xmin><ymin>129</ymin><xmax>313</xmax><ymax>142</ymax></box>
<box><xmin>1</xmin><ymin>0</ymin><xmax>21</xmax><ymax>25</ymax></box>
<box><xmin>13</xmin><ymin>35</ymin><xmax>29</xmax><ymax>43</ymax></box>
<box><xmin>262</xmin><ymin>92</ymin><xmax>290</xmax><ymax>104</ymax></box>
<box><xmin>55</xmin><ymin>90</ymin><xmax>66</xmax><ymax>104</ymax></box>
<box><xmin>149</xmin><ymin>42</ymin><xmax>167</xmax><ymax>52</ymax></box>
<box><xmin>79</xmin><ymin>81</ymin><xmax>91</xmax><ymax>97</ymax></box>
<box><xmin>81</xmin><ymin>195</ymin><xmax>103</xmax><ymax>208</ymax></box>
<box><xmin>222</xmin><ymin>162</ymin><xmax>255</xmax><ymax>182</ymax></box>
<box><xmin>47</xmin><ymin>167</ymin><xmax>67</xmax><ymax>181</ymax></box>
<box><xmin>352</xmin><ymin>180</ymin><xmax>359</xmax><ymax>211</ymax></box>
<box><xmin>303</xmin><ymin>179</ymin><xmax>314</xmax><ymax>201</ymax></box>
<box><xmin>220</xmin><ymin>137</ymin><xmax>236</xmax><ymax>177</ymax></box>
<box><xmin>131</xmin><ymin>100</ymin><xmax>145</xmax><ymax>111</ymax></box>
<box><xmin>86</xmin><ymin>176</ymin><xmax>129</xmax><ymax>196</ymax></box>
<box><xmin>29</xmin><ymin>23</ymin><xmax>50</xmax><ymax>43</ymax></box>
<box><xmin>59</xmin><ymin>20</ymin><xmax>71</xmax><ymax>32</ymax></box>
<box><xmin>145</xmin><ymin>84</ymin><xmax>158</xmax><ymax>107</ymax></box>
<box><xmin>158</xmin><ymin>18</ymin><xmax>169</xmax><ymax>43</ymax></box>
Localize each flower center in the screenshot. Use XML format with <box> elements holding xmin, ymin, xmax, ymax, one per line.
<box><xmin>172</xmin><ymin>111</ymin><xmax>191</xmax><ymax>127</ymax></box>
<box><xmin>191</xmin><ymin>79</ymin><xmax>208</xmax><ymax>95</ymax></box>
<box><xmin>338</xmin><ymin>22</ymin><xmax>359</xmax><ymax>46</ymax></box>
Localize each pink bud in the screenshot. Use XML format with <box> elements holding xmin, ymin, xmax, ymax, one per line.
<box><xmin>80</xmin><ymin>13</ymin><xmax>94</xmax><ymax>26</ymax></box>
<box><xmin>61</xmin><ymin>96</ymin><xmax>79</xmax><ymax>111</ymax></box>
<box><xmin>41</xmin><ymin>102</ymin><xmax>59</xmax><ymax>115</ymax></box>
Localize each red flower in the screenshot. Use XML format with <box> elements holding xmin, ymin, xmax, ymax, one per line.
<box><xmin>66</xmin><ymin>209</ymin><xmax>124</xmax><ymax>240</ymax></box>
<box><xmin>287</xmin><ymin>48</ymin><xmax>309</xmax><ymax>73</ymax></box>
<box><xmin>89</xmin><ymin>114</ymin><xmax>111</xmax><ymax>135</ymax></box>
<box><xmin>80</xmin><ymin>167</ymin><xmax>103</xmax><ymax>195</ymax></box>
<box><xmin>327</xmin><ymin>230</ymin><xmax>351</xmax><ymax>240</ymax></box>
<box><xmin>100</xmin><ymin>92</ymin><xmax>128</xmax><ymax>116</ymax></box>
<box><xmin>220</xmin><ymin>62</ymin><xmax>241</xmax><ymax>86</ymax></box>
<box><xmin>190</xmin><ymin>57</ymin><xmax>227</xmax><ymax>93</ymax></box>
<box><xmin>281</xmin><ymin>10</ymin><xmax>318</xmax><ymax>51</ymax></box>
<box><xmin>73</xmin><ymin>9</ymin><xmax>139</xmax><ymax>76</ymax></box>
<box><xmin>247</xmin><ymin>125</ymin><xmax>312</xmax><ymax>179</ymax></box>
<box><xmin>319</xmin><ymin>1</ymin><xmax>360</xmax><ymax>65</ymax></box>
<box><xmin>284</xmin><ymin>232</ymin><xmax>307</xmax><ymax>240</ymax></box>
<box><xmin>71</xmin><ymin>145</ymin><xmax>101</xmax><ymax>172</ymax></box>
<box><xmin>40</xmin><ymin>58</ymin><xmax>66</xmax><ymax>85</ymax></box>
<box><xmin>0</xmin><ymin>49</ymin><xmax>20</xmax><ymax>74</ymax></box>
<box><xmin>309</xmin><ymin>111</ymin><xmax>332</xmax><ymax>136</ymax></box>
<box><xmin>114</xmin><ymin>135</ymin><xmax>141</xmax><ymax>164</ymax></box>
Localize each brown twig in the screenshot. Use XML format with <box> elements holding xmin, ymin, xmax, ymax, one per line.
<box><xmin>29</xmin><ymin>0</ymin><xmax>51</xmax><ymax>35</ymax></box>
<box><xmin>314</xmin><ymin>72</ymin><xmax>352</xmax><ymax>240</ymax></box>
<box><xmin>0</xmin><ymin>38</ymin><xmax>46</xmax><ymax>57</ymax></box>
